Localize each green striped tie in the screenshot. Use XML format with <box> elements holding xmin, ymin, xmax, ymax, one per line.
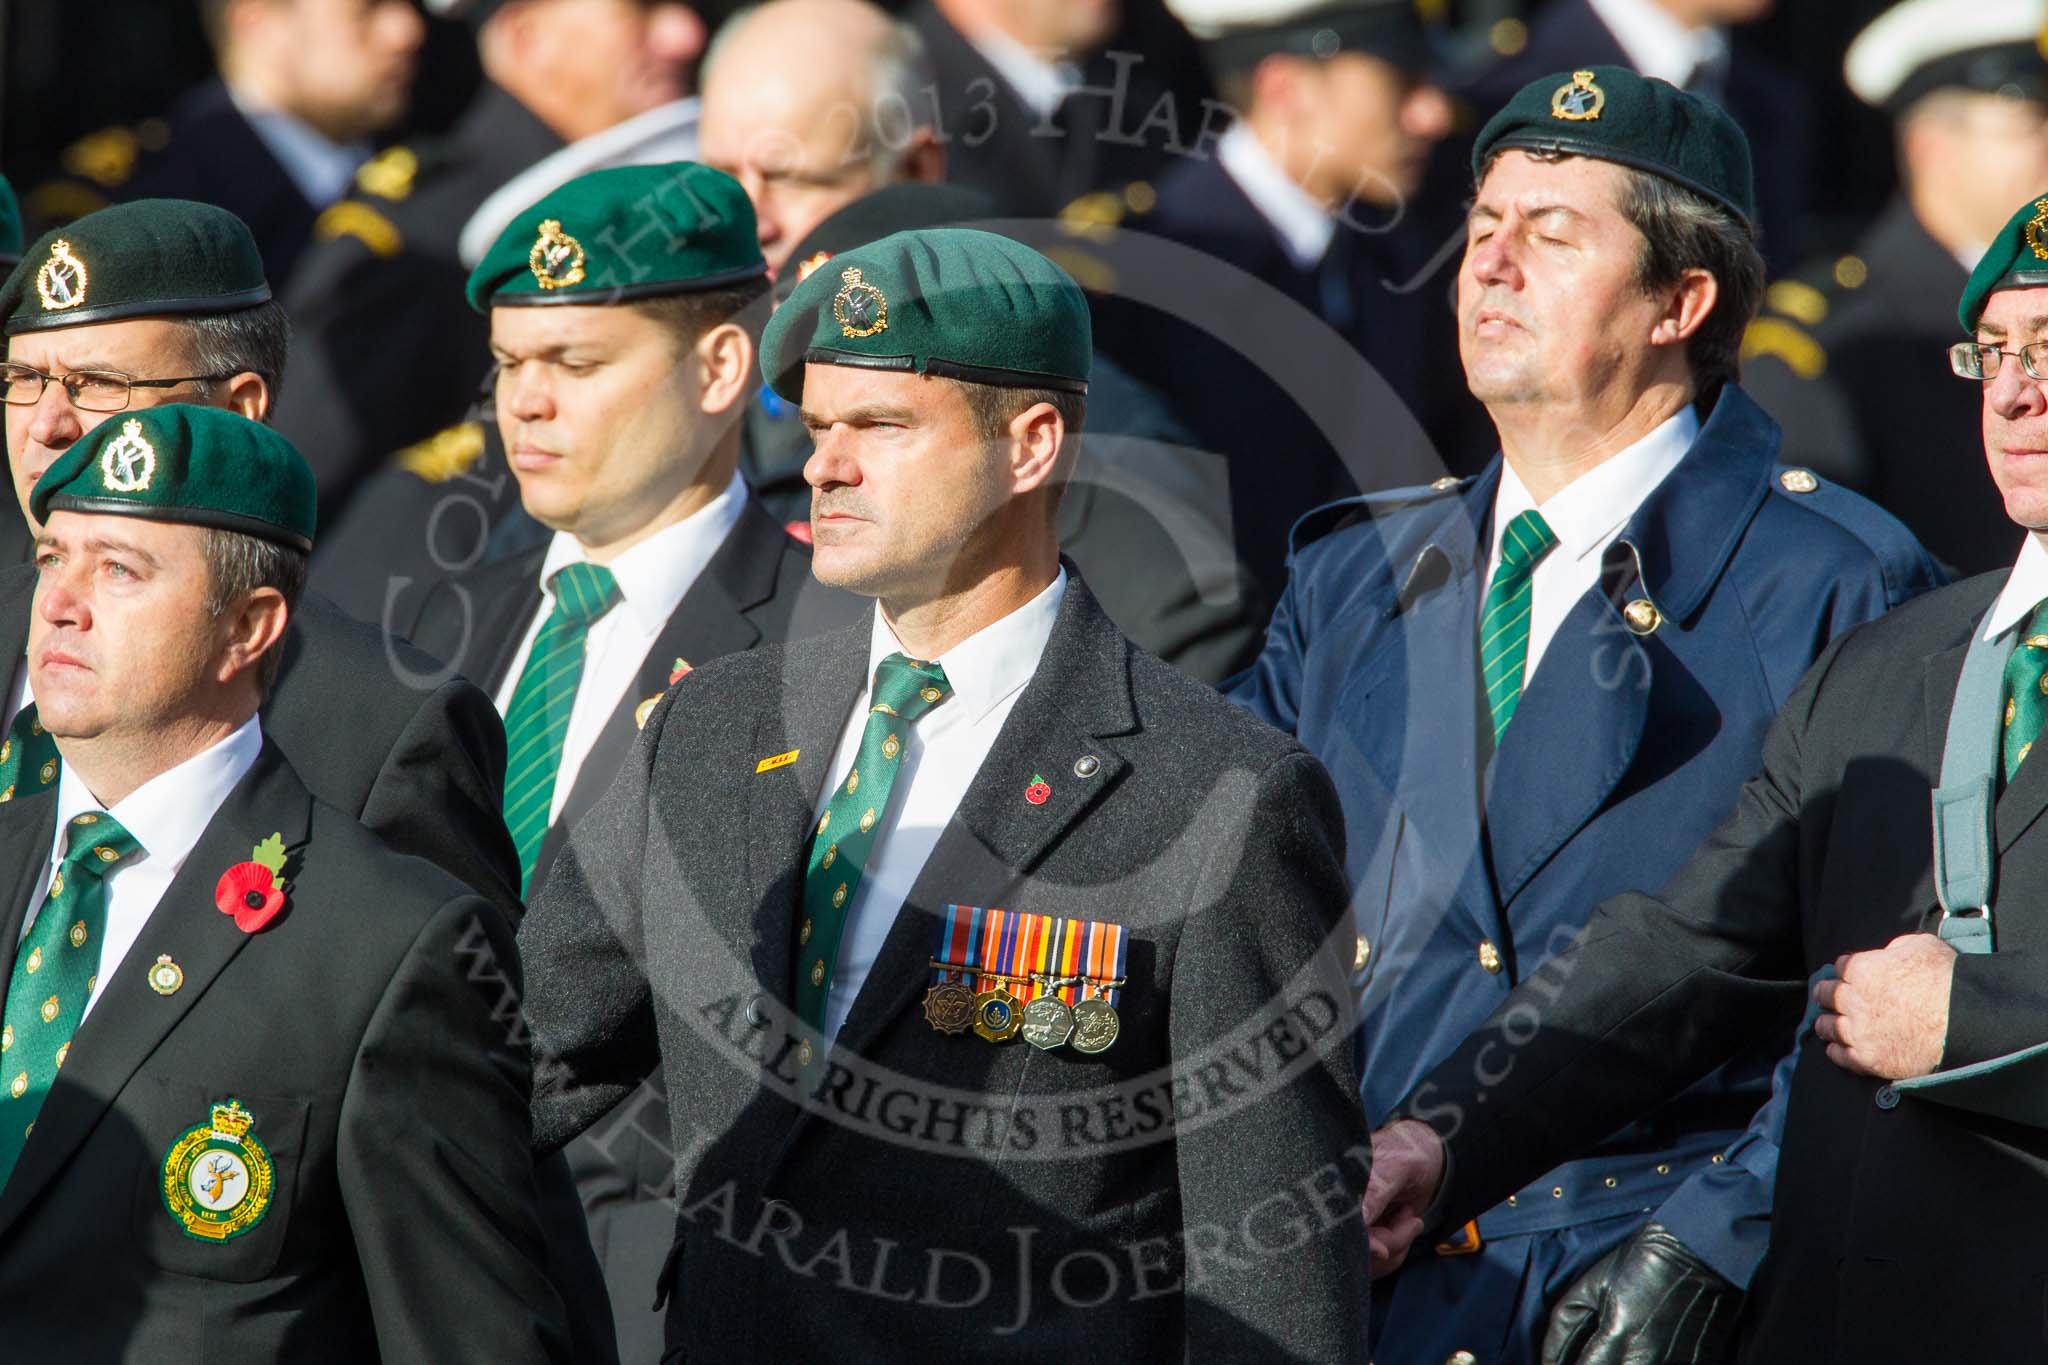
<box><xmin>502</xmin><ymin>563</ymin><xmax>621</xmax><ymax>893</ymax></box>
<box><xmin>793</xmin><ymin>655</ymin><xmax>951</xmax><ymax>1066</ymax></box>
<box><xmin>2001</xmin><ymin>601</ymin><xmax>2048</xmax><ymax>781</ymax></box>
<box><xmin>0</xmin><ymin>704</ymin><xmax>58</xmax><ymax>806</ymax></box>
<box><xmin>1480</xmin><ymin>509</ymin><xmax>1558</xmax><ymax>745</ymax></box>
<box><xmin>0</xmin><ymin>811</ymin><xmax>143</xmax><ymax>1186</ymax></box>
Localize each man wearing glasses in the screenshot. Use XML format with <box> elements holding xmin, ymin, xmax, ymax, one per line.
<box><xmin>0</xmin><ymin>198</ymin><xmax>522</xmax><ymax>915</ymax></box>
<box><xmin>1363</xmin><ymin>188</ymin><xmax>2048</xmax><ymax>1355</ymax></box>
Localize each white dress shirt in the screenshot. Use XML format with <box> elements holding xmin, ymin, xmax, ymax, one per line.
<box><xmin>1983</xmin><ymin>532</ymin><xmax>2048</xmax><ymax>640</ymax></box>
<box><xmin>814</xmin><ymin>570</ymin><xmax>1068</xmax><ymax>1039</ymax></box>
<box><xmin>1484</xmin><ymin>406</ymin><xmax>1697</xmax><ymax>682</ymax></box>
<box><xmin>971</xmin><ymin>26</ymin><xmax>1083</xmax><ymax>120</ymax></box>
<box><xmin>1585</xmin><ymin>0</ymin><xmax>1729</xmax><ymax>91</ymax></box>
<box><xmin>21</xmin><ymin>717</ymin><xmax>262</xmax><ymax>1020</ymax></box>
<box><xmin>493</xmin><ymin>475</ymin><xmax>746</xmax><ymax>824</ymax></box>
<box><xmin>1215</xmin><ymin>123</ymin><xmax>1335</xmax><ymax>270</ymax></box>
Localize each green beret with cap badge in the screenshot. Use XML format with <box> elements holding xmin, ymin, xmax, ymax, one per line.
<box><xmin>1958</xmin><ymin>193</ymin><xmax>2048</xmax><ymax>332</ymax></box>
<box><xmin>466</xmin><ymin>162</ymin><xmax>766</xmax><ymax>312</ymax></box>
<box><xmin>0</xmin><ymin>199</ymin><xmax>271</xmax><ymax>335</ymax></box>
<box><xmin>760</xmin><ymin>227</ymin><xmax>1092</xmax><ymax>403</ymax></box>
<box><xmin>1472</xmin><ymin>64</ymin><xmax>1756</xmax><ymax>233</ymax></box>
<box><xmin>31</xmin><ymin>403</ymin><xmax>317</xmax><ymax>552</ymax></box>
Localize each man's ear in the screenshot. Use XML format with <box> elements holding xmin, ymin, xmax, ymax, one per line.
<box><xmin>1649</xmin><ymin>267</ymin><xmax>1719</xmax><ymax>349</ymax></box>
<box><xmin>1008</xmin><ymin>402</ymin><xmax>1065</xmax><ymax>496</ymax></box>
<box><xmin>694</xmin><ymin>321</ymin><xmax>756</xmax><ymax>418</ymax></box>
<box><xmin>218</xmin><ymin>587</ymin><xmax>290</xmax><ymax>687</ymax></box>
<box><xmin>222</xmin><ymin>371</ymin><xmax>271</xmax><ymax>423</ymax></box>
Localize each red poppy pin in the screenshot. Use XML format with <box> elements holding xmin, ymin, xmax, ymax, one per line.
<box><xmin>669</xmin><ymin>657</ymin><xmax>692</xmax><ymax>685</ymax></box>
<box><xmin>215</xmin><ymin>832</ymin><xmax>289</xmax><ymax>933</ymax></box>
<box><xmin>1024</xmin><ymin>774</ymin><xmax>1051</xmax><ymax>806</ymax></box>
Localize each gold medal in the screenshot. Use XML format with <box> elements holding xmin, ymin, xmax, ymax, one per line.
<box><xmin>1070</xmin><ymin>996</ymin><xmax>1120</xmax><ymax>1054</ymax></box>
<box><xmin>971</xmin><ymin>987</ymin><xmax>1023</xmax><ymax>1042</ymax></box>
<box><xmin>1021</xmin><ymin>995</ymin><xmax>1075</xmax><ymax>1050</ymax></box>
<box><xmin>922</xmin><ymin>979</ymin><xmax>974</xmax><ymax>1034</ymax></box>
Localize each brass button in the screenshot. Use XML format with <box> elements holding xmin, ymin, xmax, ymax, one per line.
<box><xmin>797</xmin><ymin>1041</ymin><xmax>813</xmax><ymax>1066</ymax></box>
<box><xmin>1656</xmin><ymin>1163</ymin><xmax>1670</xmax><ymax>1175</ymax></box>
<box><xmin>1622</xmin><ymin>598</ymin><xmax>1661</xmax><ymax>636</ymax></box>
<box><xmin>1603</xmin><ymin>1176</ymin><xmax>1618</xmax><ymax>1189</ymax></box>
<box><xmin>1447</xmin><ymin>1353</ymin><xmax>1478</xmax><ymax>1365</ymax></box>
<box><xmin>1505</xmin><ymin>1195</ymin><xmax>1518</xmax><ymax>1207</ymax></box>
<box><xmin>1551</xmin><ymin>1186</ymin><xmax>1564</xmax><ymax>1198</ymax></box>
<box><xmin>1430</xmin><ymin>476</ymin><xmax>1461</xmax><ymax>491</ymax></box>
<box><xmin>1074</xmin><ymin>754</ymin><xmax>1100</xmax><ymax>778</ymax></box>
<box><xmin>1477</xmin><ymin>940</ymin><xmax>1503</xmax><ymax>974</ymax></box>
<box><xmin>1779</xmin><ymin>468</ymin><xmax>1819</xmax><ymax>494</ymax></box>
<box><xmin>1710</xmin><ymin>1153</ymin><xmax>1726</xmax><ymax>1163</ymax></box>
<box><xmin>1353</xmin><ymin>934</ymin><xmax>1371</xmax><ymax>972</ymax></box>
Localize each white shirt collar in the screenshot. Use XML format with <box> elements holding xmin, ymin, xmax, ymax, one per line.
<box><xmin>1215</xmin><ymin>123</ymin><xmax>1336</xmax><ymax>270</ymax></box>
<box><xmin>536</xmin><ymin>473</ymin><xmax>747</xmax><ymax>635</ymax></box>
<box><xmin>970</xmin><ymin>26</ymin><xmax>1083</xmax><ymax>120</ymax></box>
<box><xmin>1493</xmin><ymin>405</ymin><xmax>1698</xmax><ymax>566</ymax></box>
<box><xmin>1584</xmin><ymin>0</ymin><xmax>1728</xmax><ymax>89</ymax></box>
<box><xmin>53</xmin><ymin>716</ymin><xmax>263</xmax><ymax>874</ymax></box>
<box><xmin>865</xmin><ymin>570</ymin><xmax>1068</xmax><ymax>727</ymax></box>
<box><xmin>225</xmin><ymin>83</ymin><xmax>367</xmax><ymax>208</ymax></box>
<box><xmin>1985</xmin><ymin>532</ymin><xmax>2048</xmax><ymax>640</ymax></box>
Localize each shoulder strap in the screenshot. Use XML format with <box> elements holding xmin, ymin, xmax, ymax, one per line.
<box><xmin>1931</xmin><ymin>607</ymin><xmax>2015</xmax><ymax>954</ymax></box>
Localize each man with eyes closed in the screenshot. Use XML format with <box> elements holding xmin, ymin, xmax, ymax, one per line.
<box><xmin>1228</xmin><ymin>66</ymin><xmax>1940</xmax><ymax>1365</ymax></box>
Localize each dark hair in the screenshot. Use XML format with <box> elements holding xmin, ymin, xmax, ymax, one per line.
<box><xmin>1616</xmin><ymin>168</ymin><xmax>1764</xmax><ymax>407</ymax></box>
<box><xmin>200</xmin><ymin>526</ymin><xmax>308</xmax><ymax>694</ymax></box>
<box><xmin>630</xmin><ymin>276</ymin><xmax>775</xmax><ymax>354</ymax></box>
<box><xmin>181</xmin><ymin>299</ymin><xmax>293</xmax><ymax>413</ymax></box>
<box><xmin>957</xmin><ymin>383</ymin><xmax>1087</xmax><ymax>448</ymax></box>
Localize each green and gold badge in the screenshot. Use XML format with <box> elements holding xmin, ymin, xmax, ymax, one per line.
<box><xmin>160</xmin><ymin>1098</ymin><xmax>274</xmax><ymax>1242</ymax></box>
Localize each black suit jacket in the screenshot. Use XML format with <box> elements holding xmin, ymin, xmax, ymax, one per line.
<box><xmin>406</xmin><ymin>497</ymin><xmax>850</xmax><ymax>1361</ymax></box>
<box><xmin>0</xmin><ymin>743</ymin><xmax>567</xmax><ymax>1361</ymax></box>
<box><xmin>0</xmin><ymin>566</ymin><xmax>519</xmax><ymax>913</ymax></box>
<box><xmin>1407</xmin><ymin>571</ymin><xmax>2048</xmax><ymax>1358</ymax></box>
<box><xmin>521</xmin><ymin>572</ymin><xmax>1373</xmax><ymax>1361</ymax></box>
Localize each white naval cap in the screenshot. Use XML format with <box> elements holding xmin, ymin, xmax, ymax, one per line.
<box><xmin>1164</xmin><ymin>0</ymin><xmax>1431</xmax><ymax>72</ymax></box>
<box><xmin>1846</xmin><ymin>0</ymin><xmax>2048</xmax><ymax>111</ymax></box>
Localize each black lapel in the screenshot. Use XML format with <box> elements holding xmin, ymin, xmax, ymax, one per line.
<box><xmin>0</xmin><ymin>563</ymin><xmax>34</xmax><ymax>689</ymax></box>
<box><xmin>467</xmin><ymin>549</ymin><xmax>548</xmax><ymax>695</ymax></box>
<box><xmin>531</xmin><ymin>506</ymin><xmax>789</xmax><ymax>888</ymax></box>
<box><xmin>0</xmin><ymin>744</ymin><xmax>312</xmax><ymax>1239</ymax></box>
<box><xmin>824</xmin><ymin>575</ymin><xmax>1140</xmax><ymax>1066</ymax></box>
<box><xmin>0</xmin><ymin>790</ymin><xmax>58</xmax><ymax>985</ymax></box>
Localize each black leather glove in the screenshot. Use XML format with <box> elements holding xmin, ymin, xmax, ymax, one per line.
<box><xmin>1541</xmin><ymin>1221</ymin><xmax>1743</xmax><ymax>1365</ymax></box>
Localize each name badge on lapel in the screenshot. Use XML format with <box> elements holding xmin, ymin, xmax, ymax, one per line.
<box><xmin>924</xmin><ymin>905</ymin><xmax>1130</xmax><ymax>1053</ymax></box>
<box><xmin>756</xmin><ymin>749</ymin><xmax>800</xmax><ymax>774</ymax></box>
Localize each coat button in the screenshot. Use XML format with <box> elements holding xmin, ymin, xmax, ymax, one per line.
<box><xmin>1074</xmin><ymin>754</ymin><xmax>1100</xmax><ymax>778</ymax></box>
<box><xmin>1431</xmin><ymin>476</ymin><xmax>1462</xmax><ymax>492</ymax></box>
<box><xmin>1477</xmin><ymin>940</ymin><xmax>1503</xmax><ymax>974</ymax></box>
<box><xmin>1622</xmin><ymin>599</ymin><xmax>1662</xmax><ymax>635</ymax></box>
<box><xmin>1875</xmin><ymin>1084</ymin><xmax>1900</xmax><ymax>1110</ymax></box>
<box><xmin>1447</xmin><ymin>1353</ymin><xmax>1478</xmax><ymax>1365</ymax></box>
<box><xmin>745</xmin><ymin>995</ymin><xmax>769</xmax><ymax>1028</ymax></box>
<box><xmin>1353</xmin><ymin>934</ymin><xmax>1371</xmax><ymax>972</ymax></box>
<box><xmin>1779</xmin><ymin>468</ymin><xmax>1819</xmax><ymax>494</ymax></box>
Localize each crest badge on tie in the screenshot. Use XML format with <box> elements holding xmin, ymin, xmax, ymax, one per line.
<box><xmin>160</xmin><ymin>1099</ymin><xmax>275</xmax><ymax>1242</ymax></box>
<box><xmin>100</xmin><ymin>419</ymin><xmax>156</xmax><ymax>494</ymax></box>
<box><xmin>832</xmin><ymin>267</ymin><xmax>888</xmax><ymax>338</ymax></box>
<box><xmin>528</xmin><ymin>218</ymin><xmax>587</xmax><ymax>290</ymax></box>
<box><xmin>1550</xmin><ymin>70</ymin><xmax>1606</xmax><ymax>122</ymax></box>
<box><xmin>35</xmin><ymin>239</ymin><xmax>88</xmax><ymax>311</ymax></box>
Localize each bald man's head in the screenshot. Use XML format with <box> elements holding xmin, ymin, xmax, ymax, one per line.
<box><xmin>699</xmin><ymin>0</ymin><xmax>943</xmax><ymax>274</ymax></box>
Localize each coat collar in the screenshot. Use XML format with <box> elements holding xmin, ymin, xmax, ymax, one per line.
<box><xmin>0</xmin><ymin>742</ymin><xmax>313</xmax><ymax>1240</ymax></box>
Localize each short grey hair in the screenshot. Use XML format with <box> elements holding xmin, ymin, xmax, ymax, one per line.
<box><xmin>181</xmin><ymin>300</ymin><xmax>292</xmax><ymax>412</ymax></box>
<box><xmin>200</xmin><ymin>526</ymin><xmax>308</xmax><ymax>694</ymax></box>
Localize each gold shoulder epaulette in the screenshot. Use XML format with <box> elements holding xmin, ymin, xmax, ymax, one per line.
<box><xmin>393</xmin><ymin>421</ymin><xmax>486</xmax><ymax>483</ymax></box>
<box><xmin>354</xmin><ymin>146</ymin><xmax>418</xmax><ymax>201</ymax></box>
<box><xmin>1740</xmin><ymin>317</ymin><xmax>1825</xmax><ymax>380</ymax></box>
<box><xmin>1765</xmin><ymin>279</ymin><xmax>1828</xmax><ymax>327</ymax></box>
<box><xmin>60</xmin><ymin>126</ymin><xmax>140</xmax><ymax>188</ymax></box>
<box><xmin>312</xmin><ymin>200</ymin><xmax>403</xmax><ymax>259</ymax></box>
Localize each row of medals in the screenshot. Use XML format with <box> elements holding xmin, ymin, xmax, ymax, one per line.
<box><xmin>923</xmin><ymin>965</ymin><xmax>1121</xmax><ymax>1054</ymax></box>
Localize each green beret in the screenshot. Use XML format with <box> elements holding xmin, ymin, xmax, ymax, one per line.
<box><xmin>466</xmin><ymin>163</ymin><xmax>766</xmax><ymax>311</ymax></box>
<box><xmin>760</xmin><ymin>227</ymin><xmax>1091</xmax><ymax>403</ymax></box>
<box><xmin>1958</xmin><ymin>194</ymin><xmax>2048</xmax><ymax>332</ymax></box>
<box><xmin>1472</xmin><ymin>65</ymin><xmax>1755</xmax><ymax>232</ymax></box>
<box><xmin>0</xmin><ymin>175</ymin><xmax>21</xmax><ymax>270</ymax></box>
<box><xmin>32</xmin><ymin>404</ymin><xmax>316</xmax><ymax>552</ymax></box>
<box><xmin>0</xmin><ymin>199</ymin><xmax>270</xmax><ymax>336</ymax></box>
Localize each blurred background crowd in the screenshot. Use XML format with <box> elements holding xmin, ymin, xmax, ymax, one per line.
<box><xmin>0</xmin><ymin>0</ymin><xmax>2034</xmax><ymax>681</ymax></box>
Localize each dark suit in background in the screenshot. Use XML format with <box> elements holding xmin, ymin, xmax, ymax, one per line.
<box><xmin>407</xmin><ymin>499</ymin><xmax>848</xmax><ymax>1362</ymax></box>
<box><xmin>1405</xmin><ymin>570</ymin><xmax>2048</xmax><ymax>1358</ymax></box>
<box><xmin>0</xmin><ymin>746</ymin><xmax>567</xmax><ymax>1362</ymax></box>
<box><xmin>520</xmin><ymin>574</ymin><xmax>1373</xmax><ymax>1361</ymax></box>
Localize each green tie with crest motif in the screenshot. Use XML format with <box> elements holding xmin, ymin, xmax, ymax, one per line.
<box><xmin>0</xmin><ymin>704</ymin><xmax>59</xmax><ymax>806</ymax></box>
<box><xmin>2002</xmin><ymin>602</ymin><xmax>2048</xmax><ymax>781</ymax></box>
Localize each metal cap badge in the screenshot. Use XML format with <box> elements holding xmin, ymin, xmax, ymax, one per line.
<box><xmin>35</xmin><ymin>239</ymin><xmax>87</xmax><ymax>311</ymax></box>
<box><xmin>1551</xmin><ymin>69</ymin><xmax>1606</xmax><ymax>121</ymax></box>
<box><xmin>528</xmin><ymin>219</ymin><xmax>587</xmax><ymax>290</ymax></box>
<box><xmin>99</xmin><ymin>418</ymin><xmax>156</xmax><ymax>494</ymax></box>
<box><xmin>832</xmin><ymin>266</ymin><xmax>888</xmax><ymax>338</ymax></box>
